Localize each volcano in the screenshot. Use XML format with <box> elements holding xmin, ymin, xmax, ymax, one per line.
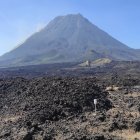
<box><xmin>0</xmin><ymin>14</ymin><xmax>140</xmax><ymax>67</ymax></box>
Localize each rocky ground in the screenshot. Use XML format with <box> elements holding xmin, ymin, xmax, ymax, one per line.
<box><xmin>0</xmin><ymin>77</ymin><xmax>140</xmax><ymax>140</ymax></box>
<box><xmin>0</xmin><ymin>77</ymin><xmax>111</xmax><ymax>140</ymax></box>
<box><xmin>0</xmin><ymin>61</ymin><xmax>140</xmax><ymax>140</ymax></box>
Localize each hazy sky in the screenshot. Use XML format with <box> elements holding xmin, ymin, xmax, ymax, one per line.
<box><xmin>0</xmin><ymin>0</ymin><xmax>140</xmax><ymax>56</ymax></box>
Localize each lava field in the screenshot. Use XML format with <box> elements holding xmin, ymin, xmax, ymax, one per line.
<box><xmin>0</xmin><ymin>77</ymin><xmax>113</xmax><ymax>140</ymax></box>
<box><xmin>0</xmin><ymin>61</ymin><xmax>140</xmax><ymax>140</ymax></box>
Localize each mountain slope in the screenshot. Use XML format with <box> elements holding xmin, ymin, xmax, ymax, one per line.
<box><xmin>0</xmin><ymin>14</ymin><xmax>140</xmax><ymax>67</ymax></box>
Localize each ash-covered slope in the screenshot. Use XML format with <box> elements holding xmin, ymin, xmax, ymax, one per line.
<box><xmin>0</xmin><ymin>14</ymin><xmax>140</xmax><ymax>67</ymax></box>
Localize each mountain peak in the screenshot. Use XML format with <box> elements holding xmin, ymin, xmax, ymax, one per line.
<box><xmin>50</xmin><ymin>13</ymin><xmax>86</xmax><ymax>24</ymax></box>
<box><xmin>66</xmin><ymin>13</ymin><xmax>84</xmax><ymax>18</ymax></box>
<box><xmin>59</xmin><ymin>13</ymin><xmax>83</xmax><ymax>17</ymax></box>
<box><xmin>50</xmin><ymin>13</ymin><xmax>87</xmax><ymax>24</ymax></box>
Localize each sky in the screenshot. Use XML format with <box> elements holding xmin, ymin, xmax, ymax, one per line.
<box><xmin>0</xmin><ymin>0</ymin><xmax>140</xmax><ymax>56</ymax></box>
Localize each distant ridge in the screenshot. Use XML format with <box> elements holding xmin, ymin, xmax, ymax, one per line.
<box><xmin>79</xmin><ymin>58</ymin><xmax>112</xmax><ymax>67</ymax></box>
<box><xmin>0</xmin><ymin>14</ymin><xmax>140</xmax><ymax>67</ymax></box>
